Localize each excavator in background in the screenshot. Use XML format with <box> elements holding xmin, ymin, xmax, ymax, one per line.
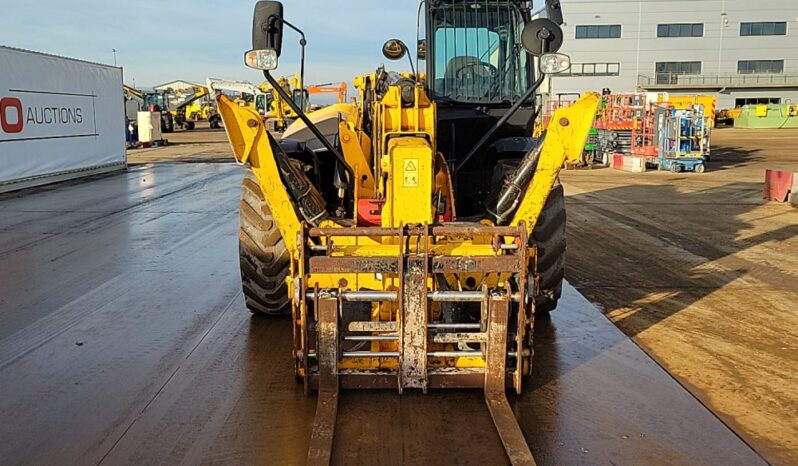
<box><xmin>168</xmin><ymin>84</ymin><xmax>211</xmax><ymax>130</ymax></box>
<box><xmin>184</xmin><ymin>98</ymin><xmax>217</xmax><ymax>124</ymax></box>
<box><xmin>124</xmin><ymin>84</ymin><xmax>212</xmax><ymax>132</ymax></box>
<box><xmin>206</xmin><ymin>78</ymin><xmax>274</xmax><ymax>128</ymax></box>
<box><xmin>215</xmin><ymin>0</ymin><xmax>597</xmax><ymax>464</ymax></box>
<box><xmin>206</xmin><ymin>77</ymin><xmax>345</xmax><ymax>132</ymax></box>
<box><xmin>124</xmin><ymin>85</ymin><xmax>176</xmax><ymax>133</ymax></box>
<box><xmin>258</xmin><ymin>73</ymin><xmax>306</xmax><ymax>132</ymax></box>
<box><xmin>235</xmin><ymin>76</ymin><xmax>350</xmax><ymax>132</ymax></box>
<box><xmin>306</xmin><ymin>81</ymin><xmax>348</xmax><ymax>105</ymax></box>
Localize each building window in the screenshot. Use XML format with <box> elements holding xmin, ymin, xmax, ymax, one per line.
<box><xmin>740</xmin><ymin>22</ymin><xmax>787</xmax><ymax>36</ymax></box>
<box><xmin>575</xmin><ymin>25</ymin><xmax>621</xmax><ymax>39</ymax></box>
<box><xmin>655</xmin><ymin>61</ymin><xmax>702</xmax><ymax>84</ymax></box>
<box><xmin>737</xmin><ymin>60</ymin><xmax>784</xmax><ymax>74</ymax></box>
<box><xmin>735</xmin><ymin>97</ymin><xmax>781</xmax><ymax>107</ymax></box>
<box><xmin>657</xmin><ymin>23</ymin><xmax>703</xmax><ymax>37</ymax></box>
<box><xmin>562</xmin><ymin>62</ymin><xmax>621</xmax><ymax>77</ymax></box>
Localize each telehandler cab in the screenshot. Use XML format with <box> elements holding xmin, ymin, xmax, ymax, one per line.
<box><xmin>214</xmin><ymin>1</ymin><xmax>599</xmax><ymax>464</ymax></box>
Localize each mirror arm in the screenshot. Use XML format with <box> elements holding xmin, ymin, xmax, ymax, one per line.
<box><xmin>454</xmin><ymin>72</ymin><xmax>546</xmax><ymax>174</ymax></box>
<box><xmin>415</xmin><ymin>1</ymin><xmax>425</xmax><ymax>78</ymax></box>
<box><xmin>263</xmin><ymin>70</ymin><xmax>354</xmax><ymax>183</ymax></box>
<box><xmin>271</xmin><ymin>17</ymin><xmax>307</xmax><ymax>103</ymax></box>
<box><xmin>406</xmin><ymin>49</ymin><xmax>416</xmax><ymax>77</ymax></box>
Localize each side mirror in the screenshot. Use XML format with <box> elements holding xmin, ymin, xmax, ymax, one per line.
<box><xmin>382</xmin><ymin>39</ymin><xmax>408</xmax><ymax>61</ymax></box>
<box><xmin>521</xmin><ymin>18</ymin><xmax>563</xmax><ymax>56</ymax></box>
<box><xmin>417</xmin><ymin>40</ymin><xmax>427</xmax><ymax>60</ymax></box>
<box><xmin>245</xmin><ymin>1</ymin><xmax>284</xmax><ymax>70</ymax></box>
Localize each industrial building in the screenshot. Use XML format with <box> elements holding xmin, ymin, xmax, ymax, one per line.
<box><xmin>153</xmin><ymin>79</ymin><xmax>203</xmax><ymax>93</ymax></box>
<box><xmin>553</xmin><ymin>0</ymin><xmax>798</xmax><ymax>108</ymax></box>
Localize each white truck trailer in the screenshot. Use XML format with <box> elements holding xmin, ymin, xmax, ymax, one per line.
<box><xmin>0</xmin><ymin>46</ymin><xmax>126</xmax><ymax>193</ymax></box>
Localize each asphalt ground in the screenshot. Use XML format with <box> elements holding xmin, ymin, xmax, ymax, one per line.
<box><xmin>561</xmin><ymin>128</ymin><xmax>798</xmax><ymax>465</ymax></box>
<box><xmin>0</xmin><ymin>122</ymin><xmax>792</xmax><ymax>464</ymax></box>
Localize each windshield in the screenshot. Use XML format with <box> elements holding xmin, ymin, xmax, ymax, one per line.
<box><xmin>256</xmin><ymin>94</ymin><xmax>271</xmax><ymax>114</ymax></box>
<box><xmin>144</xmin><ymin>94</ymin><xmax>166</xmax><ymax>109</ymax></box>
<box><xmin>430</xmin><ymin>1</ymin><xmax>529</xmax><ymax>103</ymax></box>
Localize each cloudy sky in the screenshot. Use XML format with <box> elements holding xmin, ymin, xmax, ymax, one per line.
<box><xmin>0</xmin><ymin>0</ymin><xmax>422</xmax><ymax>88</ymax></box>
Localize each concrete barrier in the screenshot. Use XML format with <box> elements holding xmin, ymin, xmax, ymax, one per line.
<box><xmin>763</xmin><ymin>169</ymin><xmax>795</xmax><ymax>202</ymax></box>
<box><xmin>612</xmin><ymin>154</ymin><xmax>646</xmax><ymax>173</ymax></box>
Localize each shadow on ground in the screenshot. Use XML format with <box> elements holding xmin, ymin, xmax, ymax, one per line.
<box><xmin>560</xmin><ymin>144</ymin><xmax>798</xmax><ymax>464</ymax></box>
<box><xmin>565</xmin><ymin>179</ymin><xmax>797</xmax><ymax>336</ymax></box>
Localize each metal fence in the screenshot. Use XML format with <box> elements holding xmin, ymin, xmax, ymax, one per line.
<box><xmin>562</xmin><ymin>62</ymin><xmax>621</xmax><ymax>77</ymax></box>
<box><xmin>639</xmin><ymin>72</ymin><xmax>798</xmax><ymax>88</ymax></box>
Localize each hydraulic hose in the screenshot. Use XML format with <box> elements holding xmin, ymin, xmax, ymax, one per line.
<box><xmin>263</xmin><ymin>71</ymin><xmax>354</xmax><ymax>183</ymax></box>
<box><xmin>486</xmin><ymin>134</ymin><xmax>545</xmax><ymax>224</ymax></box>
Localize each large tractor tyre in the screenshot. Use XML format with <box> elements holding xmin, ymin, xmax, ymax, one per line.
<box><xmin>530</xmin><ymin>181</ymin><xmax>566</xmax><ymax>315</ymax></box>
<box><xmin>238</xmin><ymin>171</ymin><xmax>291</xmax><ymax>316</ymax></box>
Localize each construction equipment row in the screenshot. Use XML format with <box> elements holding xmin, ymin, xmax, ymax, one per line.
<box><xmin>545</xmin><ymin>92</ymin><xmax>713</xmax><ymax>173</ymax></box>
<box><xmin>124</xmin><ymin>75</ymin><xmax>349</xmax><ymax>138</ymax></box>
<box><xmin>123</xmin><ymin>84</ymin><xmax>214</xmax><ymax>133</ymax></box>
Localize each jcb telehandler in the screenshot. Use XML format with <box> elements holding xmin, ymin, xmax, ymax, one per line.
<box><xmin>215</xmin><ymin>1</ymin><xmax>599</xmax><ymax>464</ymax></box>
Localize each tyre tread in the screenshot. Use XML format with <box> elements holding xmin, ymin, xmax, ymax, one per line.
<box><xmin>239</xmin><ymin>171</ymin><xmax>291</xmax><ymax>316</ymax></box>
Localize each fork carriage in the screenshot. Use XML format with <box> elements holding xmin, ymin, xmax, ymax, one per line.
<box><xmin>294</xmin><ymin>223</ymin><xmax>536</xmax><ymax>394</ymax></box>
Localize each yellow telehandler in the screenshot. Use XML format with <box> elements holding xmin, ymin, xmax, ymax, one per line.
<box><xmin>215</xmin><ymin>1</ymin><xmax>598</xmax><ymax>464</ymax></box>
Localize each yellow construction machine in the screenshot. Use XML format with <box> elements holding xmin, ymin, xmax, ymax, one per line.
<box><xmin>124</xmin><ymin>84</ymin><xmax>212</xmax><ymax>132</ymax></box>
<box><xmin>216</xmin><ymin>1</ymin><xmax>598</xmax><ymax>464</ymax></box>
<box><xmin>169</xmin><ymin>84</ymin><xmax>211</xmax><ymax>130</ymax></box>
<box><xmin>260</xmin><ymin>73</ymin><xmax>306</xmax><ymax>131</ymax></box>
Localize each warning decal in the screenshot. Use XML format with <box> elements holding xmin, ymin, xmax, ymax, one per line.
<box><xmin>403</xmin><ymin>159</ymin><xmax>419</xmax><ymax>187</ymax></box>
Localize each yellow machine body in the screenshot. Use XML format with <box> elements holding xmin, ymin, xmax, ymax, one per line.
<box><xmin>219</xmin><ymin>2</ymin><xmax>601</xmax><ymax>462</ymax></box>
<box><xmin>217</xmin><ymin>86</ymin><xmax>599</xmax><ymax>386</ymax></box>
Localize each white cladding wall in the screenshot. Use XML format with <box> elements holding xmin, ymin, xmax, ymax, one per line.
<box><xmin>551</xmin><ymin>0</ymin><xmax>798</xmax><ymax>108</ymax></box>
<box><xmin>0</xmin><ymin>46</ymin><xmax>126</xmax><ymax>188</ymax></box>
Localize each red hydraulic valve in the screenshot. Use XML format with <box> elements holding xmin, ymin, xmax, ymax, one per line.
<box><xmin>357</xmin><ymin>199</ymin><xmax>385</xmax><ymax>226</ymax></box>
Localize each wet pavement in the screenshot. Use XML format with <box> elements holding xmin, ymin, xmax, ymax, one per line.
<box><xmin>0</xmin><ymin>163</ymin><xmax>767</xmax><ymax>465</ymax></box>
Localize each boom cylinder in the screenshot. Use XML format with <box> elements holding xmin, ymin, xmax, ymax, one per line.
<box><xmin>487</xmin><ymin>136</ymin><xmax>545</xmax><ymax>223</ymax></box>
